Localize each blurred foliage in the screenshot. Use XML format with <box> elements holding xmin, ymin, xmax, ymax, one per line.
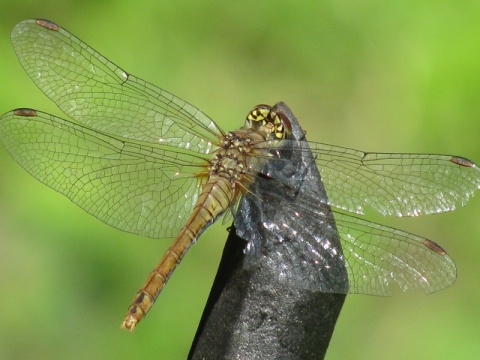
<box><xmin>0</xmin><ymin>1</ymin><xmax>479</xmax><ymax>359</ymax></box>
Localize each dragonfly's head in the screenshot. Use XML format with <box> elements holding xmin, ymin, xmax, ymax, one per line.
<box><xmin>245</xmin><ymin>104</ymin><xmax>292</xmax><ymax>140</ymax></box>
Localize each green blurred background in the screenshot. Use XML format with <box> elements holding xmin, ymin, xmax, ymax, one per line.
<box><xmin>0</xmin><ymin>1</ymin><xmax>479</xmax><ymax>359</ymax></box>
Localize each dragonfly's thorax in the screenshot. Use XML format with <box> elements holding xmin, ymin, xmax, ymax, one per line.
<box><xmin>208</xmin><ymin>130</ymin><xmax>260</xmax><ymax>182</ymax></box>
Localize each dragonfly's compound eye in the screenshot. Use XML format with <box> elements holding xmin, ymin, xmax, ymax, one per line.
<box><xmin>246</xmin><ymin>104</ymin><xmax>292</xmax><ymax>139</ymax></box>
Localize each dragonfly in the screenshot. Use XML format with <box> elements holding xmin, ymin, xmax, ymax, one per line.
<box><xmin>1</xmin><ymin>19</ymin><xmax>479</xmax><ymax>332</ymax></box>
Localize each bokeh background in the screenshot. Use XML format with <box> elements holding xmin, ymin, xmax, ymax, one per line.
<box><xmin>0</xmin><ymin>1</ymin><xmax>479</xmax><ymax>359</ymax></box>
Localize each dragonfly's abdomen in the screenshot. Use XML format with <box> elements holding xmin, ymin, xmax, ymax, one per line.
<box><xmin>121</xmin><ymin>133</ymin><xmax>259</xmax><ymax>330</ymax></box>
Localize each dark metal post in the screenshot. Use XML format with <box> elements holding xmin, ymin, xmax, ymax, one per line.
<box><xmin>189</xmin><ymin>103</ymin><xmax>346</xmax><ymax>359</ymax></box>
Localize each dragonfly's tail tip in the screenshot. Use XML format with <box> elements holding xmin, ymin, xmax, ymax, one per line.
<box><xmin>121</xmin><ymin>317</ymin><xmax>137</xmax><ymax>332</ymax></box>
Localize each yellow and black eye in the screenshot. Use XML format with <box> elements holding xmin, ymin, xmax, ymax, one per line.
<box><xmin>245</xmin><ymin>104</ymin><xmax>292</xmax><ymax>139</ymax></box>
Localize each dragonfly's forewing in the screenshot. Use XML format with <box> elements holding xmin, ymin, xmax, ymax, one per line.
<box><xmin>11</xmin><ymin>19</ymin><xmax>222</xmax><ymax>152</ymax></box>
<box><xmin>307</xmin><ymin>143</ymin><xmax>480</xmax><ymax>217</ymax></box>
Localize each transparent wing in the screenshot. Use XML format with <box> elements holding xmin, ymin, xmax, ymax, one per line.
<box><xmin>11</xmin><ymin>19</ymin><xmax>222</xmax><ymax>153</ymax></box>
<box><xmin>0</xmin><ymin>109</ymin><xmax>206</xmax><ymax>239</ymax></box>
<box><xmin>248</xmin><ymin>190</ymin><xmax>456</xmax><ymax>295</ymax></box>
<box><xmin>303</xmin><ymin>142</ymin><xmax>480</xmax><ymax>217</ymax></box>
<box><xmin>334</xmin><ymin>212</ymin><xmax>456</xmax><ymax>295</ymax></box>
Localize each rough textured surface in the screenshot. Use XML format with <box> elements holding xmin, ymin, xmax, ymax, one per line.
<box><xmin>189</xmin><ymin>103</ymin><xmax>346</xmax><ymax>359</ymax></box>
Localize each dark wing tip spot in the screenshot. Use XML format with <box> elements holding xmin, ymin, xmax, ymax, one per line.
<box><xmin>423</xmin><ymin>239</ymin><xmax>447</xmax><ymax>255</ymax></box>
<box><xmin>450</xmin><ymin>156</ymin><xmax>475</xmax><ymax>168</ymax></box>
<box><xmin>13</xmin><ymin>108</ymin><xmax>37</xmax><ymax>117</ymax></box>
<box><xmin>36</xmin><ymin>19</ymin><xmax>59</xmax><ymax>31</ymax></box>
